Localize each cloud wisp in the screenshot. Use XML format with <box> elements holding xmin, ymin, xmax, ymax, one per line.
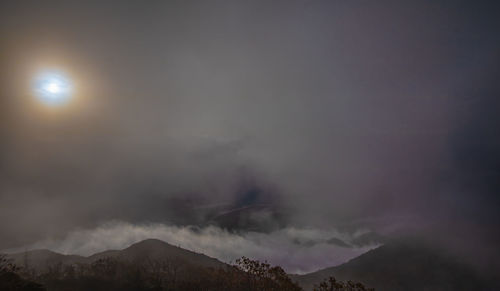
<box><xmin>6</xmin><ymin>221</ymin><xmax>378</xmax><ymax>274</ymax></box>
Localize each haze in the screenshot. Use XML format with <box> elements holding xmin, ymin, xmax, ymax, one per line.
<box><xmin>1</xmin><ymin>0</ymin><xmax>499</xmax><ymax>274</ymax></box>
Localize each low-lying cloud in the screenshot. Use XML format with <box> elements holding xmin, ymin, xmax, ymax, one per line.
<box><xmin>6</xmin><ymin>221</ymin><xmax>378</xmax><ymax>274</ymax></box>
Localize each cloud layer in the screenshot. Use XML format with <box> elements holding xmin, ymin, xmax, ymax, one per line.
<box><xmin>7</xmin><ymin>221</ymin><xmax>376</xmax><ymax>274</ymax></box>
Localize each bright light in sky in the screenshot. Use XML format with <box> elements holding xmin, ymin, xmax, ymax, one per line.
<box><xmin>47</xmin><ymin>83</ymin><xmax>60</xmax><ymax>93</ymax></box>
<box><xmin>34</xmin><ymin>71</ymin><xmax>73</xmax><ymax>106</ymax></box>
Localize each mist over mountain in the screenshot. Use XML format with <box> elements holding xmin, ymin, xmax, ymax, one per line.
<box><xmin>1</xmin><ymin>0</ymin><xmax>500</xmax><ymax>289</ymax></box>
<box><xmin>4</xmin><ymin>222</ymin><xmax>378</xmax><ymax>274</ymax></box>
<box><xmin>7</xmin><ymin>239</ymin><xmax>225</xmax><ymax>273</ymax></box>
<box><xmin>293</xmin><ymin>238</ymin><xmax>500</xmax><ymax>291</ymax></box>
<box><xmin>5</xmin><ymin>238</ymin><xmax>499</xmax><ymax>291</ymax></box>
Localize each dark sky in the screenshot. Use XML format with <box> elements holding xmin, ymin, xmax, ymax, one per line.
<box><xmin>1</xmin><ymin>0</ymin><xmax>499</xmax><ymax>272</ymax></box>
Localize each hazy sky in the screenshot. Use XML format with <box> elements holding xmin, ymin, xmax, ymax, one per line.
<box><xmin>1</xmin><ymin>0</ymin><xmax>499</xmax><ymax>272</ymax></box>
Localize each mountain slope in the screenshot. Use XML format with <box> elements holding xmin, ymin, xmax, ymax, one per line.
<box><xmin>7</xmin><ymin>239</ymin><xmax>225</xmax><ymax>271</ymax></box>
<box><xmin>293</xmin><ymin>240</ymin><xmax>495</xmax><ymax>291</ymax></box>
<box><xmin>90</xmin><ymin>239</ymin><xmax>224</xmax><ymax>268</ymax></box>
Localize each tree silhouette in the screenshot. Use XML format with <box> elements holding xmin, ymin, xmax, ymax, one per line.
<box><xmin>314</xmin><ymin>276</ymin><xmax>374</xmax><ymax>291</ymax></box>
<box><xmin>2</xmin><ymin>252</ymin><xmax>376</xmax><ymax>290</ymax></box>
<box><xmin>0</xmin><ymin>254</ymin><xmax>45</xmax><ymax>291</ymax></box>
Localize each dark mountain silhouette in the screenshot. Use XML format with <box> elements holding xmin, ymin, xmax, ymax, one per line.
<box><xmin>6</xmin><ymin>238</ymin><xmax>498</xmax><ymax>290</ymax></box>
<box><xmin>91</xmin><ymin>238</ymin><xmax>224</xmax><ymax>268</ymax></box>
<box><xmin>3</xmin><ymin>240</ymin><xmax>302</xmax><ymax>291</ymax></box>
<box><xmin>8</xmin><ymin>239</ymin><xmax>225</xmax><ymax>272</ymax></box>
<box><xmin>292</xmin><ymin>239</ymin><xmax>497</xmax><ymax>291</ymax></box>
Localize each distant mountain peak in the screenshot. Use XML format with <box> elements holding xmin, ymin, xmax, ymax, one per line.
<box><xmin>126</xmin><ymin>238</ymin><xmax>173</xmax><ymax>249</ymax></box>
<box><xmin>293</xmin><ymin>240</ymin><xmax>492</xmax><ymax>291</ymax></box>
<box><xmin>7</xmin><ymin>238</ymin><xmax>226</xmax><ymax>272</ymax></box>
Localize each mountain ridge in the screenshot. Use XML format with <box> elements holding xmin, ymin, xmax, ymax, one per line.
<box><xmin>292</xmin><ymin>239</ymin><xmax>498</xmax><ymax>291</ymax></box>
<box><xmin>6</xmin><ymin>238</ymin><xmax>499</xmax><ymax>291</ymax></box>
<box><xmin>7</xmin><ymin>238</ymin><xmax>226</xmax><ymax>271</ymax></box>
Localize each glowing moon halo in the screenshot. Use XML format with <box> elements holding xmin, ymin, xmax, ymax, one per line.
<box><xmin>33</xmin><ymin>71</ymin><xmax>73</xmax><ymax>106</ymax></box>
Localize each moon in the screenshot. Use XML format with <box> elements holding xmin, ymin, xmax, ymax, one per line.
<box><xmin>34</xmin><ymin>71</ymin><xmax>73</xmax><ymax>106</ymax></box>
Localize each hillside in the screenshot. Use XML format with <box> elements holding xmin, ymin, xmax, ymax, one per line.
<box><xmin>2</xmin><ymin>239</ymin><xmax>301</xmax><ymax>291</ymax></box>
<box><xmin>293</xmin><ymin>240</ymin><xmax>496</xmax><ymax>291</ymax></box>
<box><xmin>8</xmin><ymin>239</ymin><xmax>225</xmax><ymax>272</ymax></box>
<box><xmin>7</xmin><ymin>238</ymin><xmax>498</xmax><ymax>290</ymax></box>
<box><xmin>91</xmin><ymin>239</ymin><xmax>224</xmax><ymax>268</ymax></box>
